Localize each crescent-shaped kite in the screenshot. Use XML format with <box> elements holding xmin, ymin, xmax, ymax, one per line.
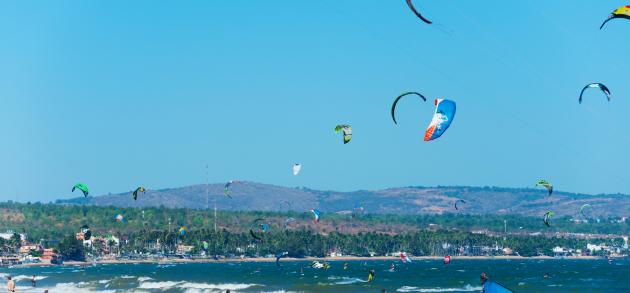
<box><xmin>406</xmin><ymin>0</ymin><xmax>432</xmax><ymax>24</ymax></box>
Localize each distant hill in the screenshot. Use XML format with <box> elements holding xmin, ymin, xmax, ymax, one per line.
<box><xmin>55</xmin><ymin>182</ymin><xmax>630</xmax><ymax>218</ymax></box>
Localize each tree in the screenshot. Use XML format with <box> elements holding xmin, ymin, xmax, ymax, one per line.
<box><xmin>58</xmin><ymin>236</ymin><xmax>85</xmax><ymax>261</ymax></box>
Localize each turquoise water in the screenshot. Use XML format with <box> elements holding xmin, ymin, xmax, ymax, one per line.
<box><xmin>0</xmin><ymin>259</ymin><xmax>627</xmax><ymax>292</ymax></box>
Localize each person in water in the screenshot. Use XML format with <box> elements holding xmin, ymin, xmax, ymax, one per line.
<box><xmin>480</xmin><ymin>272</ymin><xmax>488</xmax><ymax>286</ymax></box>
<box><xmin>31</xmin><ymin>275</ymin><xmax>36</xmax><ymax>287</ymax></box>
<box><xmin>368</xmin><ymin>269</ymin><xmax>375</xmax><ymax>282</ymax></box>
<box><xmin>6</xmin><ymin>276</ymin><xmax>15</xmax><ymax>293</ymax></box>
<box><xmin>343</xmin><ymin>262</ymin><xmax>348</xmax><ymax>270</ymax></box>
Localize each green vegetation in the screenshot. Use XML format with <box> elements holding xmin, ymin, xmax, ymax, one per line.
<box><xmin>0</xmin><ymin>202</ymin><xmax>626</xmax><ymax>259</ymax></box>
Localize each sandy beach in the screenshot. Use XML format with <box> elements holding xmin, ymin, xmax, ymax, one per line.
<box><xmin>15</xmin><ymin>254</ymin><xmax>609</xmax><ymax>267</ymax></box>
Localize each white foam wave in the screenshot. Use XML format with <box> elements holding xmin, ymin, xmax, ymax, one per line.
<box><xmin>120</xmin><ymin>275</ymin><xmax>136</xmax><ymax>279</ymax></box>
<box><xmin>334</xmin><ymin>277</ymin><xmax>366</xmax><ymax>285</ymax></box>
<box><xmin>397</xmin><ymin>284</ymin><xmax>482</xmax><ymax>292</ymax></box>
<box><xmin>138</xmin><ymin>281</ymin><xmax>183</xmax><ymax>289</ymax></box>
<box><xmin>46</xmin><ymin>282</ymin><xmax>116</xmax><ymax>293</ymax></box>
<box><xmin>180</xmin><ymin>282</ymin><xmax>260</xmax><ymax>290</ymax></box>
<box><xmin>12</xmin><ymin>275</ymin><xmax>47</xmax><ymax>281</ymax></box>
<box><xmin>137</xmin><ymin>276</ymin><xmax>153</xmax><ymax>282</ymax></box>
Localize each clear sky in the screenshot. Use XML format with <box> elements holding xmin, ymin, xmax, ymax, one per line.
<box><xmin>1</xmin><ymin>1</ymin><xmax>629</xmax><ymax>202</ymax></box>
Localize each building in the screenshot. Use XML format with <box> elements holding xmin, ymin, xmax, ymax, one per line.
<box><xmin>176</xmin><ymin>245</ymin><xmax>194</xmax><ymax>254</ymax></box>
<box><xmin>19</xmin><ymin>244</ymin><xmax>43</xmax><ymax>254</ymax></box>
<box><xmin>40</xmin><ymin>248</ymin><xmax>56</xmax><ymax>263</ymax></box>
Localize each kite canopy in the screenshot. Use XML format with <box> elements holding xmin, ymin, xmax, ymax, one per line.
<box><xmin>224</xmin><ymin>180</ymin><xmax>240</xmax><ymax>199</ymax></box>
<box><xmin>391</xmin><ymin>92</ymin><xmax>427</xmax><ymax>124</ymax></box>
<box><xmin>334</xmin><ymin>125</ymin><xmax>352</xmax><ymax>144</ymax></box>
<box><xmin>454</xmin><ymin>199</ymin><xmax>466</xmax><ymax>210</ymax></box>
<box><xmin>600</xmin><ymin>5</ymin><xmax>630</xmax><ymax>29</ymax></box>
<box><xmin>310</xmin><ymin>209</ymin><xmax>321</xmax><ymax>223</ymax></box>
<box><xmin>81</xmin><ymin>225</ymin><xmax>92</xmax><ymax>241</ymax></box>
<box><xmin>536</xmin><ymin>180</ymin><xmax>553</xmax><ymax>196</ymax></box>
<box><xmin>250</xmin><ymin>218</ymin><xmax>268</xmax><ymax>241</ymax></box>
<box><xmin>292</xmin><ymin>163</ymin><xmax>302</xmax><ymax>176</ymax></box>
<box><xmin>579</xmin><ymin>204</ymin><xmax>592</xmax><ymax>218</ymax></box>
<box><xmin>405</xmin><ymin>0</ymin><xmax>432</xmax><ymax>24</ymax></box>
<box><xmin>132</xmin><ymin>186</ymin><xmax>145</xmax><ymax>201</ymax></box>
<box><xmin>72</xmin><ymin>183</ymin><xmax>89</xmax><ymax>197</ymax></box>
<box><xmin>179</xmin><ymin>226</ymin><xmax>187</xmax><ymax>236</ymax></box>
<box><xmin>114</xmin><ymin>214</ymin><xmax>124</xmax><ymax>222</ymax></box>
<box><xmin>543</xmin><ymin>211</ymin><xmax>555</xmax><ymax>227</ymax></box>
<box><xmin>424</xmin><ymin>99</ymin><xmax>456</xmax><ymax>141</ymax></box>
<box><xmin>579</xmin><ymin>83</ymin><xmax>611</xmax><ymax>104</ymax></box>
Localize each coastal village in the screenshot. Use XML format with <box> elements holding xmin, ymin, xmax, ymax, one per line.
<box><xmin>0</xmin><ymin>226</ymin><xmax>628</xmax><ymax>267</ymax></box>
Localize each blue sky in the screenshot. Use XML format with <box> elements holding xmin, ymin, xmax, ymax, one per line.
<box><xmin>1</xmin><ymin>1</ymin><xmax>629</xmax><ymax>202</ymax></box>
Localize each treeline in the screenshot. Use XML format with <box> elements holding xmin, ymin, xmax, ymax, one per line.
<box><xmin>0</xmin><ymin>202</ymin><xmax>626</xmax><ymax>260</ymax></box>
<box><xmin>56</xmin><ymin>228</ymin><xmax>623</xmax><ymax>261</ymax></box>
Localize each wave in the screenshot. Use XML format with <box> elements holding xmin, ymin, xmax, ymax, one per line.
<box><xmin>333</xmin><ymin>277</ymin><xmax>366</xmax><ymax>285</ymax></box>
<box><xmin>180</xmin><ymin>282</ymin><xmax>261</xmax><ymax>290</ymax></box>
<box><xmin>11</xmin><ymin>275</ymin><xmax>48</xmax><ymax>281</ymax></box>
<box><xmin>138</xmin><ymin>280</ymin><xmax>261</xmax><ymax>291</ymax></box>
<box><xmin>138</xmin><ymin>281</ymin><xmax>183</xmax><ymax>289</ymax></box>
<box><xmin>397</xmin><ymin>284</ymin><xmax>482</xmax><ymax>292</ymax></box>
<box><xmin>45</xmin><ymin>282</ymin><xmax>117</xmax><ymax>293</ymax></box>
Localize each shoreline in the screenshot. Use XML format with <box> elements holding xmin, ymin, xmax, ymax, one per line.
<box><xmin>14</xmin><ymin>255</ymin><xmax>615</xmax><ymax>267</ymax></box>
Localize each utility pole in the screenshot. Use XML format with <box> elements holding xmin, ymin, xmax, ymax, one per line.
<box><xmin>504</xmin><ymin>220</ymin><xmax>507</xmax><ymax>241</ymax></box>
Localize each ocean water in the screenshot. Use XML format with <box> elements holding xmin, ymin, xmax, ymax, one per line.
<box><xmin>0</xmin><ymin>259</ymin><xmax>627</xmax><ymax>292</ymax></box>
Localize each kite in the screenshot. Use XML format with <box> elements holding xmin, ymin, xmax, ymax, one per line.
<box><xmin>179</xmin><ymin>226</ymin><xmax>187</xmax><ymax>236</ymax></box>
<box><xmin>114</xmin><ymin>214</ymin><xmax>124</xmax><ymax>222</ymax></box>
<box><xmin>334</xmin><ymin>125</ymin><xmax>352</xmax><ymax>144</ymax></box>
<box><xmin>224</xmin><ymin>180</ymin><xmax>240</xmax><ymax>199</ymax></box>
<box><xmin>543</xmin><ymin>211</ymin><xmax>555</xmax><ymax>227</ymax></box>
<box><xmin>310</xmin><ymin>209</ymin><xmax>321</xmax><ymax>223</ymax></box>
<box><xmin>424</xmin><ymin>99</ymin><xmax>456</xmax><ymax>141</ymax></box>
<box><xmin>405</xmin><ymin>0</ymin><xmax>432</xmax><ymax>24</ymax></box>
<box><xmin>536</xmin><ymin>180</ymin><xmax>553</xmax><ymax>196</ymax></box>
<box><xmin>600</xmin><ymin>5</ymin><xmax>630</xmax><ymax>30</ymax></box>
<box><xmin>293</xmin><ymin>163</ymin><xmax>302</xmax><ymax>176</ymax></box>
<box><xmin>202</xmin><ymin>241</ymin><xmax>209</xmax><ymax>250</ymax></box>
<box><xmin>391</xmin><ymin>92</ymin><xmax>427</xmax><ymax>124</ymax></box>
<box><xmin>250</xmin><ymin>218</ymin><xmax>267</xmax><ymax>241</ymax></box>
<box><xmin>579</xmin><ymin>204</ymin><xmax>592</xmax><ymax>218</ymax></box>
<box><xmin>132</xmin><ymin>186</ymin><xmax>145</xmax><ymax>200</ymax></box>
<box><xmin>72</xmin><ymin>183</ymin><xmax>89</xmax><ymax>197</ymax></box>
<box><xmin>249</xmin><ymin>230</ymin><xmax>261</xmax><ymax>241</ymax></box>
<box><xmin>454</xmin><ymin>199</ymin><xmax>466</xmax><ymax>210</ymax></box>
<box><xmin>579</xmin><ymin>83</ymin><xmax>611</xmax><ymax>104</ymax></box>
<box><xmin>81</xmin><ymin>225</ymin><xmax>92</xmax><ymax>241</ymax></box>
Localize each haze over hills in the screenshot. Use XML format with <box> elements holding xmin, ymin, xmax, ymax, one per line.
<box><xmin>55</xmin><ymin>181</ymin><xmax>630</xmax><ymax>218</ymax></box>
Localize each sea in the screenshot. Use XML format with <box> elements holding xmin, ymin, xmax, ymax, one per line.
<box><xmin>0</xmin><ymin>259</ymin><xmax>627</xmax><ymax>292</ymax></box>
